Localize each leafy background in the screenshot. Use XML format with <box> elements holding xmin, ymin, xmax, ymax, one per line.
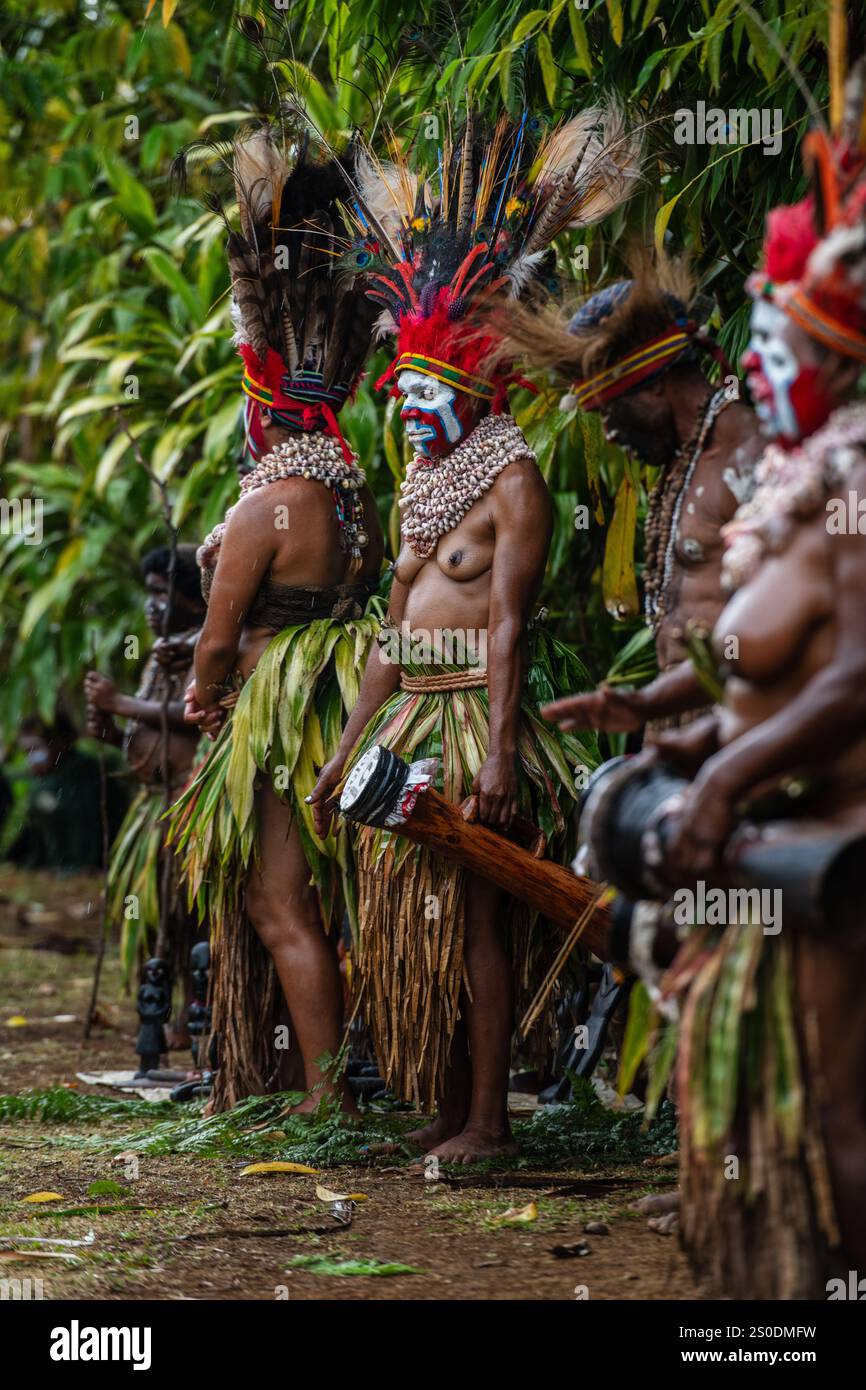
<box><xmin>0</xmin><ymin>0</ymin><xmax>848</xmax><ymax>743</ymax></box>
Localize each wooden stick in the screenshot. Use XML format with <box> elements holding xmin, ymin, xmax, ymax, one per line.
<box><xmin>116</xmin><ymin>414</ymin><xmax>179</xmax><ymax>958</ymax></box>
<box><xmin>388</xmin><ymin>786</ymin><xmax>611</xmax><ymax>960</ymax></box>
<box><xmin>83</xmin><ymin>633</ymin><xmax>112</xmax><ymax>1041</ymax></box>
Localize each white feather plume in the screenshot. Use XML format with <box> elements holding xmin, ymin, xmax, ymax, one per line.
<box><xmin>355</xmin><ymin>149</ymin><xmax>419</xmax><ymax>242</ymax></box>
<box><xmin>233</xmin><ymin>128</ymin><xmax>289</xmax><ymax>241</ymax></box>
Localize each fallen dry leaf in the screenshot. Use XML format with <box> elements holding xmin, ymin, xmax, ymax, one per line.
<box><xmin>315</xmin><ymin>1185</ymin><xmax>369</xmax><ymax>1203</ymax></box>
<box><xmin>239</xmin><ymin>1161</ymin><xmax>319</xmax><ymax>1177</ymax></box>
<box><xmin>22</xmin><ymin>1192</ymin><xmax>64</xmax><ymax>1204</ymax></box>
<box><xmin>494</xmin><ymin>1201</ymin><xmax>538</xmax><ymax>1225</ymax></box>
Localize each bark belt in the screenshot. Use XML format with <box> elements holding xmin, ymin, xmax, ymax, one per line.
<box><xmin>399</xmin><ymin>668</ymin><xmax>488</xmax><ymax>693</ymax></box>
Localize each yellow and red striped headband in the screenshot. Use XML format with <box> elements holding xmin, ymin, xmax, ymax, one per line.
<box><xmin>571</xmin><ymin>328</ymin><xmax>694</xmax><ymax>411</ymax></box>
<box><xmin>393</xmin><ymin>352</ymin><xmax>497</xmax><ymax>402</ymax></box>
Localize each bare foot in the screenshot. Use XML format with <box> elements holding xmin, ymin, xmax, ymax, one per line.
<box><xmin>428</xmin><ymin>1125</ymin><xmax>517</xmax><ymax>1165</ymax></box>
<box><xmin>407</xmin><ymin>1112</ymin><xmax>467</xmax><ymax>1152</ymax></box>
<box><xmin>282</xmin><ymin>1087</ymin><xmax>359</xmax><ymax>1118</ymax></box>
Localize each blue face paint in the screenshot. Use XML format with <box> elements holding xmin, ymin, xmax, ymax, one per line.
<box><xmin>397</xmin><ymin>369</ymin><xmax>468</xmax><ymax>458</ymax></box>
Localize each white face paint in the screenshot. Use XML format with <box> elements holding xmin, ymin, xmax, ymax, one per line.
<box><xmin>744</xmin><ymin>298</ymin><xmax>800</xmax><ymax>440</ymax></box>
<box><xmin>397</xmin><ymin>369</ymin><xmax>465</xmax><ymax>457</ymax></box>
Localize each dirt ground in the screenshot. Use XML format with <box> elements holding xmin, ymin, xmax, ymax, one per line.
<box><xmin>0</xmin><ymin>866</ymin><xmax>701</xmax><ymax>1301</ymax></box>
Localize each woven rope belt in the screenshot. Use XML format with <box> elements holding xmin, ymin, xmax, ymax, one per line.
<box><xmin>400</xmin><ymin>668</ymin><xmax>488</xmax><ymax>693</ymax></box>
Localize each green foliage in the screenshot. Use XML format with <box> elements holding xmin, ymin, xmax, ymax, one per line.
<box><xmin>0</xmin><ymin>0</ymin><xmax>840</xmax><ymax>736</ymax></box>
<box><xmin>0</xmin><ymin>1081</ymin><xmax>677</xmax><ymax>1168</ymax></box>
<box><xmin>0</xmin><ymin>1085</ymin><xmax>176</xmax><ymax>1123</ymax></box>
<box><xmin>285</xmin><ymin>1254</ymin><xmax>424</xmax><ymax>1276</ymax></box>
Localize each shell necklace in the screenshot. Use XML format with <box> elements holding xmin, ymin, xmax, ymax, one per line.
<box><xmin>399</xmin><ymin>414</ymin><xmax>535</xmax><ymax>558</ymax></box>
<box><xmin>198</xmin><ymin>433</ymin><xmax>369</xmax><ymax>570</ymax></box>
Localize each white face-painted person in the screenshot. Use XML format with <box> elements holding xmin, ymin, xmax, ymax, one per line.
<box><xmin>397</xmin><ymin>369</ymin><xmax>471</xmax><ymax>458</ymax></box>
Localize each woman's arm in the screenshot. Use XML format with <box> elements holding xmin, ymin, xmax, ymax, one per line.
<box><xmin>193</xmin><ymin>488</ymin><xmax>279</xmax><ymax>708</ymax></box>
<box><xmin>474</xmin><ymin>461</ymin><xmax>552</xmax><ymax>826</ymax></box>
<box><xmin>664</xmin><ymin>486</ymin><xmax>866</xmax><ymax>875</ymax></box>
<box><xmin>308</xmin><ymin>574</ymin><xmax>408</xmax><ymax>836</ymax></box>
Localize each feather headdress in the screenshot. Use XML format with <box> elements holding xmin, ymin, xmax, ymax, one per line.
<box><xmin>749</xmin><ymin>55</ymin><xmax>866</xmax><ymax>363</ymax></box>
<box><xmin>341</xmin><ymin>104</ymin><xmax>641</xmax><ymax>409</ymax></box>
<box><xmin>492</xmin><ymin>246</ymin><xmax>733</xmax><ymax>413</ymax></box>
<box><xmin>781</xmin><ymin>56</ymin><xmax>866</xmax><ymax>361</ymax></box>
<box><xmin>173</xmin><ymin>113</ymin><xmax>379</xmax><ymax>459</ymax></box>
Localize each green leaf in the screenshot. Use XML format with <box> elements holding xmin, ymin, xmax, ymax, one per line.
<box><xmin>602</xmin><ymin>477</ymin><xmax>639</xmax><ymax>620</ymax></box>
<box><xmin>567</xmin><ymin>5</ymin><xmax>593</xmax><ymax>74</ymax></box>
<box><xmin>140</xmin><ymin>248</ymin><xmax>205</xmax><ymax>328</ymax></box>
<box><xmin>286</xmin><ymin>1254</ymin><xmax>424</xmax><ymax>1276</ymax></box>
<box><xmin>605</xmin><ymin>0</ymin><xmax>624</xmax><ymax>46</ymax></box>
<box><xmin>536</xmin><ymin>32</ymin><xmax>558</xmax><ymax>106</ymax></box>
<box><xmin>512</xmin><ymin>10</ymin><xmax>547</xmax><ymax>44</ymax></box>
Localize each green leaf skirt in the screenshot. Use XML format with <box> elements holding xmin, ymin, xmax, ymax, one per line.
<box><xmin>631</xmin><ymin>922</ymin><xmax>837</xmax><ymax>1298</ymax></box>
<box><xmin>165</xmin><ymin>611</ymin><xmax>383</xmax><ymax>1109</ymax></box>
<box><xmin>107</xmin><ymin>782</ymin><xmax>196</xmax><ymax>995</ymax></box>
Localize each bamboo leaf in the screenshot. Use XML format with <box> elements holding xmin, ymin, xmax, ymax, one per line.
<box><xmin>602</xmin><ymin>477</ymin><xmax>639</xmax><ymax>619</ymax></box>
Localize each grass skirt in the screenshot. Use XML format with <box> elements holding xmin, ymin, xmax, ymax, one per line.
<box><xmin>639</xmin><ymin>925</ymin><xmax>837</xmax><ymax>1298</ymax></box>
<box><xmin>167</xmin><ymin>613</ymin><xmax>382</xmax><ymax>1110</ymax></box>
<box><xmin>107</xmin><ymin>783</ymin><xmax>195</xmax><ymax>993</ymax></box>
<box><xmin>346</xmin><ymin>627</ymin><xmax>599</xmax><ymax>1110</ymax></box>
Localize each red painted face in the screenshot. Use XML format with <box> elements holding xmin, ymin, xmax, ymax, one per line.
<box><xmin>397</xmin><ymin>369</ymin><xmax>484</xmax><ymax>459</ymax></box>
<box><xmin>742</xmin><ymin>299</ymin><xmax>838</xmax><ymax>447</ymax></box>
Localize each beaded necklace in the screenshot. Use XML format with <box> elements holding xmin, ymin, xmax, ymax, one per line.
<box><xmin>399</xmin><ymin>413</ymin><xmax>535</xmax><ymax>558</ymax></box>
<box><xmin>643</xmin><ymin>387</ymin><xmax>728</xmax><ymax>631</ymax></box>
<box><xmin>722</xmin><ymin>402</ymin><xmax>866</xmax><ymax>591</ymax></box>
<box><xmin>199</xmin><ymin>433</ymin><xmax>369</xmax><ymax>572</ymax></box>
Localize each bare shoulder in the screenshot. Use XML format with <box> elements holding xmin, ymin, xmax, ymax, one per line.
<box><xmin>227</xmin><ymin>476</ymin><xmax>326</xmax><ymax>532</ymax></box>
<box><xmin>491</xmin><ymin>456</ymin><xmax>552</xmax><ymax>522</ymax></box>
<box><xmin>716</xmin><ymin>399</ymin><xmax>763</xmax><ymax>460</ymax></box>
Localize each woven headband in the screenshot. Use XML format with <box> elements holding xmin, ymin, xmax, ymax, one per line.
<box><xmin>571</xmin><ymin>329</ymin><xmax>694</xmax><ymax>410</ymax></box>
<box><xmin>241</xmin><ymin>369</ymin><xmax>354</xmax><ymax>463</ymax></box>
<box><xmin>783</xmin><ymin>290</ymin><xmax>866</xmax><ymax>363</ymax></box>
<box><xmin>392</xmin><ymin>352</ymin><xmax>497</xmax><ymax>401</ymax></box>
<box><xmin>241</xmin><ymin>369</ymin><xmax>350</xmax><ymax>410</ymax></box>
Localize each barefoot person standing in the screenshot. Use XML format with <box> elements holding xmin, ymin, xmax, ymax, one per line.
<box><xmin>168</xmin><ymin>122</ymin><xmax>384</xmax><ymax>1113</ymax></box>
<box><xmin>85</xmin><ymin>544</ymin><xmax>205</xmax><ymax>1043</ymax></box>
<box><xmin>311</xmin><ymin>107</ymin><xmax>637</xmax><ymax>1161</ymax></box>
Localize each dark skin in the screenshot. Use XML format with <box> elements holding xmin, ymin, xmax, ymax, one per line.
<box><xmin>544</xmin><ymin>364</ymin><xmax>761</xmax><ymax>735</ymax></box>
<box><xmin>310</xmin><ymin>435</ymin><xmax>553</xmax><ymax>1162</ymax></box>
<box><xmin>84</xmin><ymin>572</ymin><xmax>204</xmax><ymax>786</ymax></box>
<box><xmin>658</xmin><ymin>318</ymin><xmax>866</xmax><ymax>1271</ymax></box>
<box><xmin>186</xmin><ymin>416</ymin><xmax>383</xmax><ymax>1114</ymax></box>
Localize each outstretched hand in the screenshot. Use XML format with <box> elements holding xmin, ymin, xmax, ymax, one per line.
<box><xmin>542</xmin><ymin>684</ymin><xmax>646</xmax><ymax>734</ymax></box>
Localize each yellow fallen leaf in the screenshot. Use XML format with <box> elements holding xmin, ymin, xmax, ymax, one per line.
<box><xmin>22</xmin><ymin>1192</ymin><xmax>65</xmax><ymax>1203</ymax></box>
<box><xmin>315</xmin><ymin>1185</ymin><xmax>369</xmax><ymax>1203</ymax></box>
<box><xmin>5</xmin><ymin>1016</ymin><xmax>27</xmax><ymax>1027</ymax></box>
<box><xmin>495</xmin><ymin>1201</ymin><xmax>538</xmax><ymax>1225</ymax></box>
<box><xmin>239</xmin><ymin>1161</ymin><xmax>319</xmax><ymax>1177</ymax></box>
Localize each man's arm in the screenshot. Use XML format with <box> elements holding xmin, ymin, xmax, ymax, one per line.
<box><xmin>475</xmin><ymin>461</ymin><xmax>552</xmax><ymax>827</ymax></box>
<box><xmin>543</xmin><ymin>660</ymin><xmax>710</xmax><ymax>734</ymax></box>
<box><xmin>113</xmin><ymin>692</ymin><xmax>191</xmax><ymax>732</ymax></box>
